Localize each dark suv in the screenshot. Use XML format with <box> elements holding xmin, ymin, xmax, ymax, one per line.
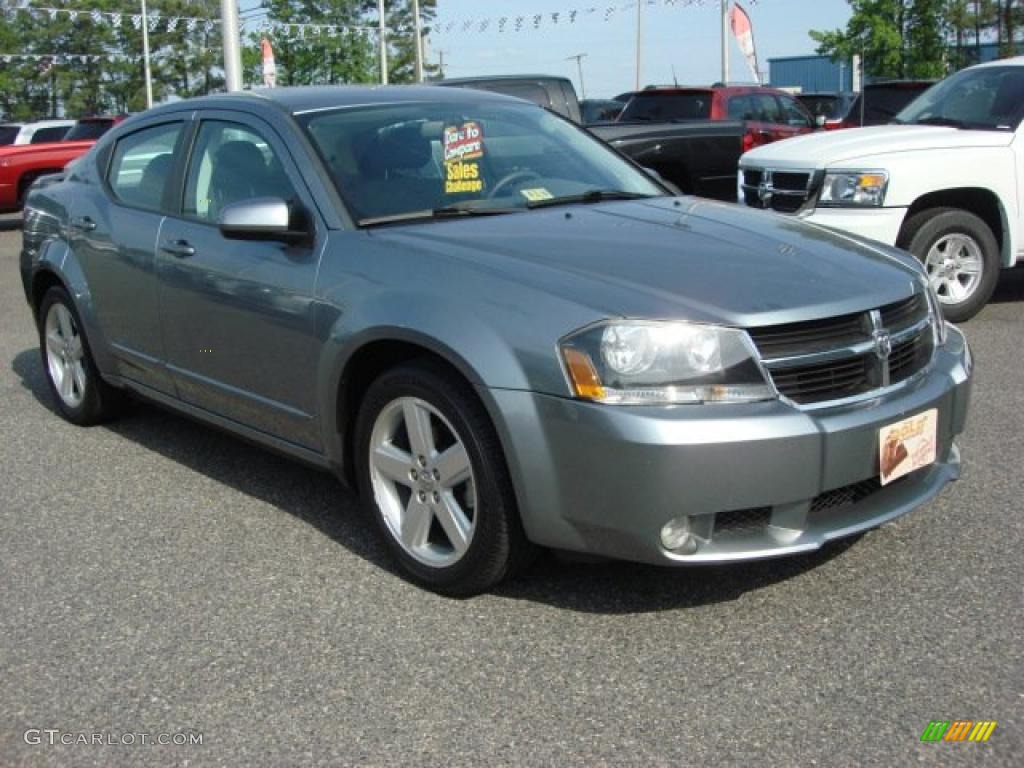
<box><xmin>617</xmin><ymin>85</ymin><xmax>816</xmax><ymax>150</ymax></box>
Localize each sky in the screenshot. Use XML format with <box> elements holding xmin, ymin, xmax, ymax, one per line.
<box><xmin>427</xmin><ymin>0</ymin><xmax>853</xmax><ymax>98</ymax></box>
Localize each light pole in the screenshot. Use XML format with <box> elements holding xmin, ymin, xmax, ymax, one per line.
<box><xmin>140</xmin><ymin>0</ymin><xmax>153</xmax><ymax>108</ymax></box>
<box><xmin>567</xmin><ymin>53</ymin><xmax>587</xmax><ymax>100</ymax></box>
<box><xmin>221</xmin><ymin>0</ymin><xmax>242</xmax><ymax>92</ymax></box>
<box><xmin>635</xmin><ymin>0</ymin><xmax>643</xmax><ymax>90</ymax></box>
<box><xmin>378</xmin><ymin>0</ymin><xmax>388</xmax><ymax>84</ymax></box>
<box><xmin>721</xmin><ymin>0</ymin><xmax>729</xmax><ymax>85</ymax></box>
<box><xmin>412</xmin><ymin>0</ymin><xmax>424</xmax><ymax>83</ymax></box>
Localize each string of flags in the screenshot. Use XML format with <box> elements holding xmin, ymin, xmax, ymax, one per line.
<box><xmin>0</xmin><ymin>7</ymin><xmax>379</xmax><ymax>38</ymax></box>
<box><xmin>0</xmin><ymin>52</ymin><xmax>131</xmax><ymax>64</ymax></box>
<box><xmin>432</xmin><ymin>0</ymin><xmax>761</xmax><ymax>36</ymax></box>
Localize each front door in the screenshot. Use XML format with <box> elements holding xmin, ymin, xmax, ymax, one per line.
<box><xmin>156</xmin><ymin>114</ymin><xmax>324</xmax><ymax>450</ymax></box>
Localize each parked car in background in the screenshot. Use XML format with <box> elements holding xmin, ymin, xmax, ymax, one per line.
<box><xmin>0</xmin><ymin>119</ymin><xmax>75</xmax><ymax>146</ymax></box>
<box><xmin>436</xmin><ymin>74</ymin><xmax>750</xmax><ymax>202</ymax></box>
<box><xmin>740</xmin><ymin>58</ymin><xmax>1024</xmax><ymax>321</ymax></box>
<box><xmin>580</xmin><ymin>98</ymin><xmax>625</xmax><ymax>124</ymax></box>
<box><xmin>840</xmin><ymin>80</ymin><xmax>935</xmax><ymax>128</ymax></box>
<box><xmin>20</xmin><ymin>85</ymin><xmax>970</xmax><ymax>595</ymax></box>
<box><xmin>0</xmin><ymin>116</ymin><xmax>124</xmax><ymax>212</ymax></box>
<box><xmin>616</xmin><ymin>85</ymin><xmax>817</xmax><ymax>151</ymax></box>
<box><xmin>438</xmin><ymin>75</ymin><xmax>583</xmax><ymax>123</ymax></box>
<box><xmin>797</xmin><ymin>92</ymin><xmax>857</xmax><ymax>130</ymax></box>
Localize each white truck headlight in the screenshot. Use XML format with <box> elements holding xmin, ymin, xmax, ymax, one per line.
<box><xmin>818</xmin><ymin>170</ymin><xmax>888</xmax><ymax>207</ymax></box>
<box><xmin>560</xmin><ymin>321</ymin><xmax>776</xmax><ymax>405</ymax></box>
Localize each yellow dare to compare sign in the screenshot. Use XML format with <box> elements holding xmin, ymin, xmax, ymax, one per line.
<box><xmin>445</xmin><ymin>161</ymin><xmax>483</xmax><ymax>194</ymax></box>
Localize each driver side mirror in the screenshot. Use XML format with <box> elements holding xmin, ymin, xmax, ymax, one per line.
<box><xmin>815</xmin><ymin>114</ymin><xmax>827</xmax><ymax>129</ymax></box>
<box><xmin>219</xmin><ymin>197</ymin><xmax>310</xmax><ymax>243</ymax></box>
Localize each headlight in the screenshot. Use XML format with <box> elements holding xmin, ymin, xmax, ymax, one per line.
<box><xmin>559</xmin><ymin>320</ymin><xmax>776</xmax><ymax>405</ymax></box>
<box><xmin>818</xmin><ymin>170</ymin><xmax>888</xmax><ymax>207</ymax></box>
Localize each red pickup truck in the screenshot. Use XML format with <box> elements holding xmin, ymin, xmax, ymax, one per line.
<box><xmin>0</xmin><ymin>116</ymin><xmax>123</xmax><ymax>212</ymax></box>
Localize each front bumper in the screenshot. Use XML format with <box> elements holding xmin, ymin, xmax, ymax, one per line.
<box><xmin>491</xmin><ymin>326</ymin><xmax>971</xmax><ymax>565</ymax></box>
<box><xmin>801</xmin><ymin>206</ymin><xmax>908</xmax><ymax>247</ymax></box>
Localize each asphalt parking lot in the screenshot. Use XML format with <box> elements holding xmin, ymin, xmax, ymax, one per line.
<box><xmin>0</xmin><ymin>215</ymin><xmax>1021</xmax><ymax>767</ymax></box>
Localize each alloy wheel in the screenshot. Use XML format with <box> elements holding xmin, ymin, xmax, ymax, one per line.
<box><xmin>923</xmin><ymin>233</ymin><xmax>984</xmax><ymax>306</ymax></box>
<box><xmin>368</xmin><ymin>396</ymin><xmax>477</xmax><ymax>568</ymax></box>
<box><xmin>44</xmin><ymin>302</ymin><xmax>87</xmax><ymax>409</ymax></box>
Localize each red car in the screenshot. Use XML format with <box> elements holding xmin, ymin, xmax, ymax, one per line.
<box><xmin>0</xmin><ymin>116</ymin><xmax>124</xmax><ymax>212</ymax></box>
<box><xmin>617</xmin><ymin>85</ymin><xmax>816</xmax><ymax>151</ymax></box>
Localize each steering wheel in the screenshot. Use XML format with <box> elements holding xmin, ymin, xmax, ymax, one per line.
<box><xmin>488</xmin><ymin>169</ymin><xmax>543</xmax><ymax>199</ymax></box>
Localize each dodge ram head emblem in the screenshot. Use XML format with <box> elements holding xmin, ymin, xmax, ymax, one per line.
<box><xmin>873</xmin><ymin>329</ymin><xmax>893</xmax><ymax>360</ymax></box>
<box><xmin>757</xmin><ymin>170</ymin><xmax>773</xmax><ymax>206</ymax></box>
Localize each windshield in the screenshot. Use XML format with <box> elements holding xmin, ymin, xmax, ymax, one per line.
<box><xmin>299</xmin><ymin>101</ymin><xmax>663</xmax><ymax>225</ymax></box>
<box><xmin>895</xmin><ymin>67</ymin><xmax>1024</xmax><ymax>130</ymax></box>
<box><xmin>799</xmin><ymin>95</ymin><xmax>845</xmax><ymax>120</ymax></box>
<box><xmin>618</xmin><ymin>92</ymin><xmax>713</xmax><ymax>121</ymax></box>
<box><xmin>64</xmin><ymin>119</ymin><xmax>115</xmax><ymax>141</ymax></box>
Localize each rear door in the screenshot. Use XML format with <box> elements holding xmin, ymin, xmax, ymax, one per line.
<box><xmin>156</xmin><ymin>111</ymin><xmax>325</xmax><ymax>450</ymax></box>
<box><xmin>69</xmin><ymin>117</ymin><xmax>187</xmax><ymax>394</ymax></box>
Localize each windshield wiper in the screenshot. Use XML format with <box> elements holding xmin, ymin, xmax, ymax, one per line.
<box><xmin>525</xmin><ymin>189</ymin><xmax>658</xmax><ymax>210</ymax></box>
<box><xmin>359</xmin><ymin>204</ymin><xmax>522</xmax><ymax>227</ymax></box>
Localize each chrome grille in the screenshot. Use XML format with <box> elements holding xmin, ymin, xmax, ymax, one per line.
<box><xmin>741</xmin><ymin>168</ymin><xmax>820</xmax><ymax>213</ymax></box>
<box><xmin>748</xmin><ymin>294</ymin><xmax>934</xmax><ymax>406</ymax></box>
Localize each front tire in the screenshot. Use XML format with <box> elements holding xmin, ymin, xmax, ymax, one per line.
<box><xmin>354</xmin><ymin>360</ymin><xmax>531</xmax><ymax>596</ymax></box>
<box><xmin>903</xmin><ymin>207</ymin><xmax>1000</xmax><ymax>322</ymax></box>
<box><xmin>38</xmin><ymin>286</ymin><xmax>124</xmax><ymax>425</ymax></box>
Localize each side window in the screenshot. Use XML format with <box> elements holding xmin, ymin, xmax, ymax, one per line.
<box><xmin>779</xmin><ymin>95</ymin><xmax>812</xmax><ymax>127</ymax></box>
<box><xmin>31</xmin><ymin>126</ymin><xmax>70</xmax><ymax>143</ymax></box>
<box><xmin>753</xmin><ymin>94</ymin><xmax>783</xmax><ymax>123</ymax></box>
<box><xmin>107</xmin><ymin>122</ymin><xmax>183</xmax><ymax>211</ymax></box>
<box><xmin>727</xmin><ymin>95</ymin><xmax>753</xmax><ymax>120</ymax></box>
<box><xmin>184</xmin><ymin>120</ymin><xmax>298</xmax><ymax>222</ymax></box>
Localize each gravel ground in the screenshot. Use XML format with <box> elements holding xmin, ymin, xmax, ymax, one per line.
<box><xmin>0</xmin><ymin>218</ymin><xmax>1021</xmax><ymax>767</ymax></box>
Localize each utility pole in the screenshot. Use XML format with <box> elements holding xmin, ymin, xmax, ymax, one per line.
<box><xmin>221</xmin><ymin>0</ymin><xmax>242</xmax><ymax>92</ymax></box>
<box><xmin>437</xmin><ymin>49</ymin><xmax>447</xmax><ymax>79</ymax></box>
<box><xmin>412</xmin><ymin>0</ymin><xmax>424</xmax><ymax>83</ymax></box>
<box><xmin>635</xmin><ymin>0</ymin><xmax>643</xmax><ymax>90</ymax></box>
<box><xmin>140</xmin><ymin>0</ymin><xmax>153</xmax><ymax>107</ymax></box>
<box><xmin>378</xmin><ymin>0</ymin><xmax>388</xmax><ymax>84</ymax></box>
<box><xmin>567</xmin><ymin>53</ymin><xmax>587</xmax><ymax>99</ymax></box>
<box><xmin>721</xmin><ymin>0</ymin><xmax>729</xmax><ymax>85</ymax></box>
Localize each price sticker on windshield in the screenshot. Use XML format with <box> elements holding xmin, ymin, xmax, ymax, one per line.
<box><xmin>520</xmin><ymin>188</ymin><xmax>553</xmax><ymax>202</ymax></box>
<box><xmin>444</xmin><ymin>121</ymin><xmax>485</xmax><ymax>195</ymax></box>
<box><xmin>879</xmin><ymin>409</ymin><xmax>937</xmax><ymax>485</ymax></box>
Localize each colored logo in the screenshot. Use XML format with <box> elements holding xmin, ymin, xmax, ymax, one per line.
<box><xmin>921</xmin><ymin>720</ymin><xmax>997</xmax><ymax>742</ymax></box>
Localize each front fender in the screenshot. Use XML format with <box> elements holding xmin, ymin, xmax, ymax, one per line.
<box><xmin>314</xmin><ymin>287</ymin><xmax>584</xmax><ymax>468</ymax></box>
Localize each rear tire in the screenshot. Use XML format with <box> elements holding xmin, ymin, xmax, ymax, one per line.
<box><xmin>354</xmin><ymin>359</ymin><xmax>533</xmax><ymax>596</ymax></box>
<box><xmin>902</xmin><ymin>207</ymin><xmax>1000</xmax><ymax>322</ymax></box>
<box><xmin>38</xmin><ymin>286</ymin><xmax>124</xmax><ymax>425</ymax></box>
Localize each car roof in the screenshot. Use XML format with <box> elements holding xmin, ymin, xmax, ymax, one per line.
<box><xmin>438</xmin><ymin>74</ymin><xmax>573</xmax><ymax>86</ymax></box>
<box><xmin>24</xmin><ymin>119</ymin><xmax>75</xmax><ymax>128</ymax></box>
<box><xmin>971</xmin><ymin>55</ymin><xmax>1024</xmax><ymax>70</ymax></box>
<box><xmin>143</xmin><ymin>85</ymin><xmax>527</xmax><ymax>118</ymax></box>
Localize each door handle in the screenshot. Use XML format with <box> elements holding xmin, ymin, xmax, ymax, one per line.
<box><xmin>160</xmin><ymin>239</ymin><xmax>196</xmax><ymax>258</ymax></box>
<box><xmin>69</xmin><ymin>216</ymin><xmax>96</xmax><ymax>232</ymax></box>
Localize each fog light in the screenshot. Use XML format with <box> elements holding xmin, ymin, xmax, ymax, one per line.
<box><xmin>661</xmin><ymin>517</ymin><xmax>696</xmax><ymax>553</ymax></box>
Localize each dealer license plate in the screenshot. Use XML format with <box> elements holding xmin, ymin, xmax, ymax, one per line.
<box><xmin>879</xmin><ymin>409</ymin><xmax>938</xmax><ymax>486</ymax></box>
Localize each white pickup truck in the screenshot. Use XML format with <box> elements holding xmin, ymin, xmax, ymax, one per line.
<box><xmin>739</xmin><ymin>57</ymin><xmax>1024</xmax><ymax>321</ymax></box>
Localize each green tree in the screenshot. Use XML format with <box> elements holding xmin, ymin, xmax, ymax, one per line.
<box><xmin>253</xmin><ymin>0</ymin><xmax>376</xmax><ymax>87</ymax></box>
<box><xmin>906</xmin><ymin>0</ymin><xmax>948</xmax><ymax>77</ymax></box>
<box><xmin>811</xmin><ymin>0</ymin><xmax>908</xmax><ymax>79</ymax></box>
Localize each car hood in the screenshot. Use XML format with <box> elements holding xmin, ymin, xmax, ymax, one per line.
<box><xmin>0</xmin><ymin>139</ymin><xmax>95</xmax><ymax>160</ymax></box>
<box><xmin>741</xmin><ymin>124</ymin><xmax>1014</xmax><ymax>169</ymax></box>
<box><xmin>372</xmin><ymin>197</ymin><xmax>924</xmax><ymax>327</ymax></box>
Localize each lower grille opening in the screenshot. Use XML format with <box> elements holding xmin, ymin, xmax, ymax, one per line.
<box><xmin>714</xmin><ymin>507</ymin><xmax>772</xmax><ymax>536</ymax></box>
<box><xmin>810</xmin><ymin>477</ymin><xmax>882</xmax><ymax>515</ymax></box>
